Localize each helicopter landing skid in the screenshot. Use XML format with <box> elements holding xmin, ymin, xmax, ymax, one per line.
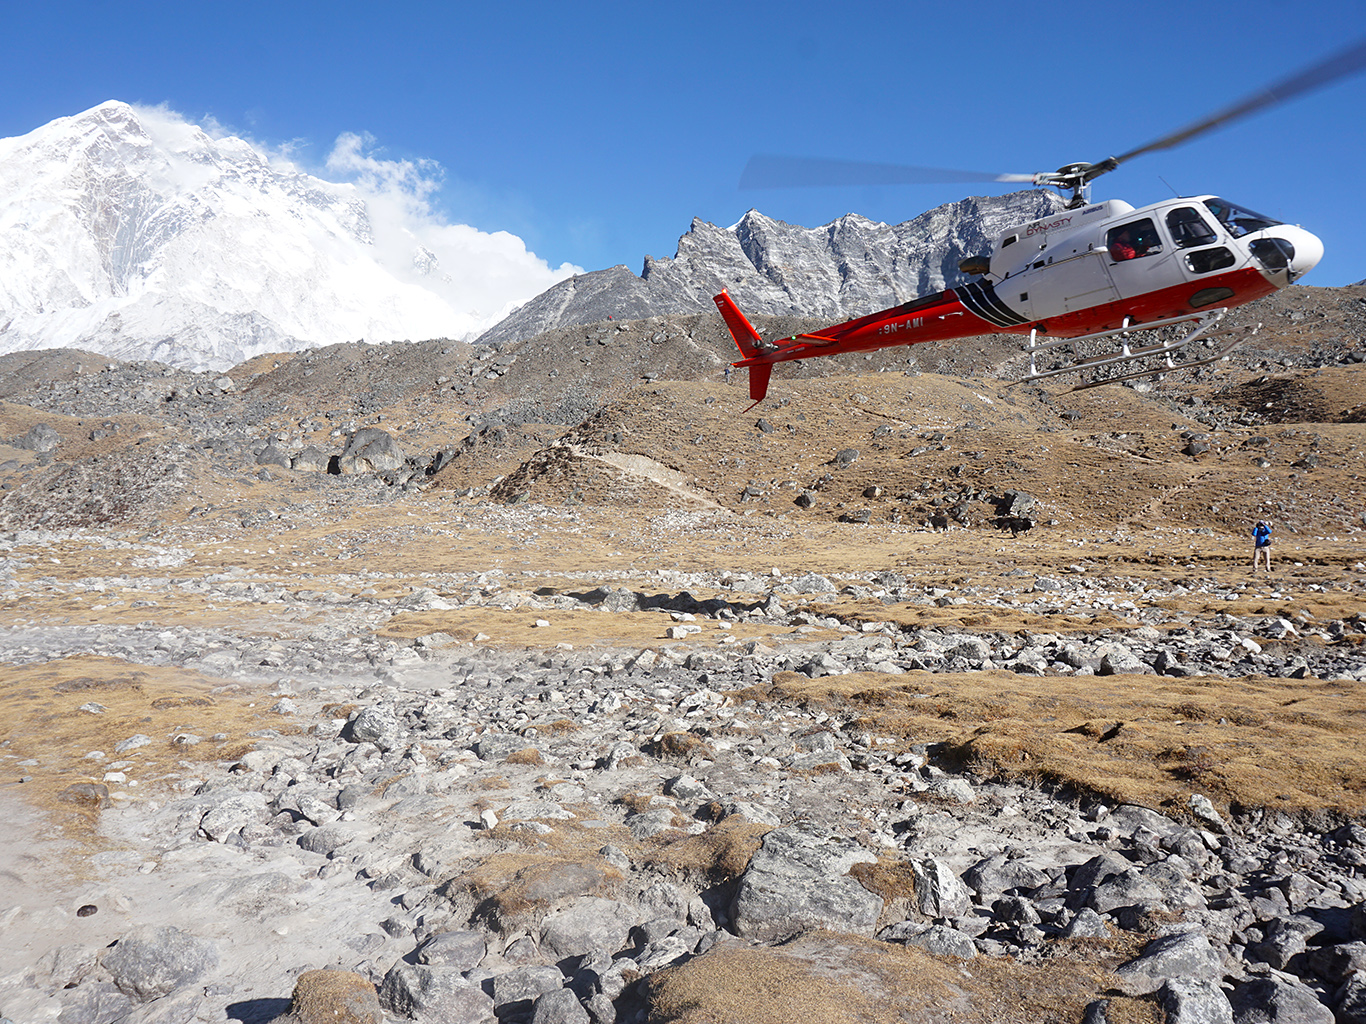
<box><xmin>1016</xmin><ymin>309</ymin><xmax>1261</xmax><ymax>388</ymax></box>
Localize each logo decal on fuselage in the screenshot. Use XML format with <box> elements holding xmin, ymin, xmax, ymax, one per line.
<box><xmin>957</xmin><ymin>281</ymin><xmax>1029</xmax><ymax>329</ymax></box>
<box><xmin>1026</xmin><ymin>215</ymin><xmax>1073</xmax><ymax>237</ymax></box>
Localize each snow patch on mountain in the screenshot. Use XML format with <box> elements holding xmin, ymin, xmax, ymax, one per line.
<box><xmin>0</xmin><ymin>102</ymin><xmax>579</xmax><ymax>370</ymax></box>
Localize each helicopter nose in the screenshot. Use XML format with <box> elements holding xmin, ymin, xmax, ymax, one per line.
<box><xmin>1248</xmin><ymin>225</ymin><xmax>1323</xmax><ymax>282</ymax></box>
<box><xmin>1282</xmin><ymin>225</ymin><xmax>1324</xmax><ymax>280</ymax></box>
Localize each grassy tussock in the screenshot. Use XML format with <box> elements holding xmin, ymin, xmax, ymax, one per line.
<box><xmin>758</xmin><ymin>669</ymin><xmax>1366</xmax><ymax>820</ymax></box>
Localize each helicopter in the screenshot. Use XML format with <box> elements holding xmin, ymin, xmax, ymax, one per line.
<box><xmin>716</xmin><ymin>37</ymin><xmax>1366</xmax><ymax>405</ymax></box>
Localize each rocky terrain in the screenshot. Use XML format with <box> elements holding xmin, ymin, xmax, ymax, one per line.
<box><xmin>2</xmin><ymin>283</ymin><xmax>1366</xmax><ymax>1024</ymax></box>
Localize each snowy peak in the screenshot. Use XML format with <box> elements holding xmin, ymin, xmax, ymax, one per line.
<box><xmin>0</xmin><ymin>102</ymin><xmax>476</xmax><ymax>370</ymax></box>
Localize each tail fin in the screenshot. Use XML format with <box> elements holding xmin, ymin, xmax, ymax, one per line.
<box><xmin>713</xmin><ymin>290</ymin><xmax>772</xmax><ymax>405</ymax></box>
<box><xmin>714</xmin><ymin>290</ymin><xmax>762</xmax><ymax>358</ymax></box>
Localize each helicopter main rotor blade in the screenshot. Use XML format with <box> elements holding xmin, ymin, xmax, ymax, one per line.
<box><xmin>739</xmin><ymin>154</ymin><xmax>1036</xmax><ymax>190</ymax></box>
<box><xmin>1109</xmin><ymin>36</ymin><xmax>1366</xmax><ymax>168</ymax></box>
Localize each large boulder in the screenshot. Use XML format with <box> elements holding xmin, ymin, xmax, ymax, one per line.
<box><xmin>1228</xmin><ymin>976</ymin><xmax>1333</xmax><ymax>1023</ymax></box>
<box><xmin>378</xmin><ymin>962</ymin><xmax>493</xmax><ymax>1024</ymax></box>
<box><xmin>539</xmin><ymin>897</ymin><xmax>639</xmax><ymax>959</ymax></box>
<box><xmin>99</xmin><ymin>925</ymin><xmax>219</xmax><ymax>1002</ymax></box>
<box><xmin>730</xmin><ymin>822</ymin><xmax>882</xmax><ymax>942</ymax></box>
<box><xmin>1113</xmin><ymin>931</ymin><xmax>1222</xmax><ymax>995</ymax></box>
<box><xmin>338</xmin><ymin>427</ymin><xmax>404</xmax><ymax>474</ymax></box>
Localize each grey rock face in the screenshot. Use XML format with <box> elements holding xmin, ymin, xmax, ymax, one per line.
<box><xmin>963</xmin><ymin>853</ymin><xmax>1049</xmax><ymax>898</ymax></box>
<box><xmin>912</xmin><ymin>858</ymin><xmax>972</xmax><ymax>919</ymax></box>
<box><xmin>338</xmin><ymin>428</ymin><xmax>404</xmax><ymax>475</ymax></box>
<box><xmin>15</xmin><ymin>423</ymin><xmax>60</xmax><ymax>451</ymax></box>
<box><xmin>1113</xmin><ymin>931</ymin><xmax>1222</xmax><ymax>995</ymax></box>
<box><xmin>99</xmin><ymin>926</ymin><xmax>219</xmax><ymax>1002</ymax></box>
<box><xmin>292</xmin><ymin>445</ymin><xmax>331</xmax><ymax>472</ymax></box>
<box><xmin>530</xmin><ymin>987</ymin><xmax>590</xmax><ymax>1024</ymax></box>
<box><xmin>730</xmin><ymin>822</ymin><xmax>882</xmax><ymax>942</ymax></box>
<box><xmin>199</xmin><ymin>791</ymin><xmax>269</xmax><ymax>841</ymax></box>
<box><xmin>539</xmin><ymin>897</ymin><xmax>638</xmax><ymax>960</ymax></box>
<box><xmin>492</xmin><ymin>965</ymin><xmax>564</xmax><ymax>1014</ymax></box>
<box><xmin>33</xmin><ymin>943</ymin><xmax>98</xmax><ymax>990</ymax></box>
<box><xmin>879</xmin><ymin>922</ymin><xmax>978</xmax><ymax>959</ymax></box>
<box><xmin>1336</xmin><ymin>974</ymin><xmax>1366</xmax><ymax>1024</ymax></box>
<box><xmin>1159</xmin><ymin>979</ymin><xmax>1233</xmax><ymax>1024</ymax></box>
<box><xmin>1098</xmin><ymin>645</ymin><xmax>1153</xmax><ymax>675</ymax></box>
<box><xmin>346</xmin><ymin>704</ymin><xmax>402</xmax><ymax>751</ymax></box>
<box><xmin>1228</xmin><ymin>975</ymin><xmax>1333</xmax><ymax>1022</ymax></box>
<box><xmin>297</xmin><ymin>823</ymin><xmax>360</xmax><ymax>857</ymax></box>
<box><xmin>478</xmin><ymin>193</ymin><xmax>1066</xmax><ymax>346</ymax></box>
<box><xmin>378</xmin><ymin>962</ymin><xmax>494</xmax><ymax>1024</ymax></box>
<box><xmin>416</xmin><ymin>930</ymin><xmax>486</xmax><ymax>970</ymax></box>
<box><xmin>255</xmin><ymin>444</ymin><xmax>291</xmax><ymax>467</ymax></box>
<box><xmin>54</xmin><ymin>980</ymin><xmax>133</xmax><ymax>1024</ymax></box>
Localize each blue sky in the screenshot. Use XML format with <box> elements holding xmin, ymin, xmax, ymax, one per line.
<box><xmin>5</xmin><ymin>0</ymin><xmax>1366</xmax><ymax>288</ymax></box>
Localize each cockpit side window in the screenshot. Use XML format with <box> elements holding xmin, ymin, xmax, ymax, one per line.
<box><xmin>1106</xmin><ymin>219</ymin><xmax>1161</xmax><ymax>262</ymax></box>
<box><xmin>1166</xmin><ymin>207</ymin><xmax>1219</xmax><ymax>249</ymax></box>
<box><xmin>1203</xmin><ymin>198</ymin><xmax>1281</xmax><ymax>238</ymax></box>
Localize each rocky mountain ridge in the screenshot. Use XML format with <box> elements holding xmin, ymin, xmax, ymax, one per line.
<box><xmin>477</xmin><ymin>192</ymin><xmax>1067</xmax><ymax>347</ymax></box>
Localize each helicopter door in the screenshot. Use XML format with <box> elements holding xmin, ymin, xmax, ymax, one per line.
<box><xmin>1016</xmin><ymin>249</ymin><xmax>1119</xmax><ymax>321</ymax></box>
<box><xmin>1103</xmin><ymin>217</ymin><xmax>1178</xmax><ymax>299</ymax></box>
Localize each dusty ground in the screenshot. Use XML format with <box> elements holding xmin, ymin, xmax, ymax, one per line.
<box><xmin>3</xmin><ymin>282</ymin><xmax>1366</xmax><ymax>822</ymax></box>
<box><xmin>1</xmin><ymin>285</ymin><xmax>1365</xmax><ymax>1022</ymax></box>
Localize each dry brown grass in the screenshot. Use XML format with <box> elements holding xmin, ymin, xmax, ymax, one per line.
<box><xmin>644</xmin><ymin>816</ymin><xmax>774</xmax><ymax>881</ymax></box>
<box><xmin>646</xmin><ymin>931</ymin><xmax>1152</xmax><ymax>1024</ymax></box>
<box><xmin>527</xmin><ymin>719</ymin><xmax>581</xmax><ymax>735</ymax></box>
<box><xmin>0</xmin><ymin>656</ymin><xmax>272</xmax><ymax>833</ymax></box>
<box><xmin>4</xmin><ymin>348</ymin><xmax>1365</xmax><ymax>839</ymax></box>
<box><xmin>655</xmin><ymin>732</ymin><xmax>714</xmax><ymax>761</ymax></box>
<box><xmin>762</xmin><ymin>669</ymin><xmax>1366</xmax><ymax>821</ymax></box>
<box><xmin>617</xmin><ymin>792</ymin><xmax>659</xmax><ymax>814</ymax></box>
<box><xmin>446</xmin><ymin>841</ymin><xmax>626</xmax><ymax>931</ymax></box>
<box><xmin>849</xmin><ymin>856</ymin><xmax>923</xmax><ymax>931</ymax></box>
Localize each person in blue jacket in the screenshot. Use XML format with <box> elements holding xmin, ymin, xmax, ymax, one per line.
<box><xmin>1252</xmin><ymin>520</ymin><xmax>1273</xmax><ymax>572</ymax></box>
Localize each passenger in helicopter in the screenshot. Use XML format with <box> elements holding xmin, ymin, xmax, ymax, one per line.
<box><xmin>1108</xmin><ymin>220</ymin><xmax>1160</xmax><ymax>262</ymax></box>
<box><xmin>1109</xmin><ymin>230</ymin><xmax>1138</xmax><ymax>261</ymax></box>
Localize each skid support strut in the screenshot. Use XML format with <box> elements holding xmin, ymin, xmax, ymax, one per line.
<box><xmin>1019</xmin><ymin>308</ymin><xmax>1260</xmax><ymax>388</ymax></box>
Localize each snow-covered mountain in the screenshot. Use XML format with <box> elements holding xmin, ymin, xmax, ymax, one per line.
<box><xmin>0</xmin><ymin>102</ymin><xmax>573</xmax><ymax>370</ymax></box>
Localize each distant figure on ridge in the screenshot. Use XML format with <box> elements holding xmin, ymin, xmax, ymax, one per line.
<box><xmin>1252</xmin><ymin>520</ymin><xmax>1273</xmax><ymax>572</ymax></box>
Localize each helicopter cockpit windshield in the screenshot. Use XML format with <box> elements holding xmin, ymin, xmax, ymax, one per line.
<box><xmin>1204</xmin><ymin>199</ymin><xmax>1282</xmax><ymax>238</ymax></box>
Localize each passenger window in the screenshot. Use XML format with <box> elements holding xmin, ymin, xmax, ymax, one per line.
<box><xmin>1106</xmin><ymin>219</ymin><xmax>1161</xmax><ymax>262</ymax></box>
<box><xmin>1166</xmin><ymin>207</ymin><xmax>1219</xmax><ymax>249</ymax></box>
<box><xmin>1185</xmin><ymin>247</ymin><xmax>1236</xmax><ymax>274</ymax></box>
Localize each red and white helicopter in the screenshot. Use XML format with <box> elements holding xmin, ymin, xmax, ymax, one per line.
<box><xmin>716</xmin><ymin>38</ymin><xmax>1366</xmax><ymax>404</ymax></box>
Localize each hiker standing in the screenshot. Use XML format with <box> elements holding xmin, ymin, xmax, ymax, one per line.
<box><xmin>1252</xmin><ymin>520</ymin><xmax>1273</xmax><ymax>572</ymax></box>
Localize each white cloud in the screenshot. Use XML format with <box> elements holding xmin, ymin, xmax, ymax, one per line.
<box><xmin>139</xmin><ymin>104</ymin><xmax>580</xmax><ymax>336</ymax></box>
<box><xmin>322</xmin><ymin>130</ymin><xmax>581</xmax><ymax>324</ymax></box>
